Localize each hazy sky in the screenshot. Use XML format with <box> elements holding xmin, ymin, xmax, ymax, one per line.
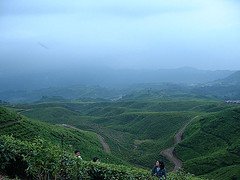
<box><xmin>1</xmin><ymin>0</ymin><xmax>240</xmax><ymax>72</ymax></box>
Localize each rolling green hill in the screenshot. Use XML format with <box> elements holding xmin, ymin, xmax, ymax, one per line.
<box><xmin>2</xmin><ymin>97</ymin><xmax>239</xmax><ymax>179</ymax></box>
<box><xmin>17</xmin><ymin>99</ymin><xmax>230</xmax><ymax>170</ymax></box>
<box><xmin>0</xmin><ymin>106</ymin><xmax>203</xmax><ymax>180</ymax></box>
<box><xmin>0</xmin><ymin>106</ymin><xmax>123</xmax><ymax>164</ymax></box>
<box><xmin>176</xmin><ymin>107</ymin><xmax>240</xmax><ymax>179</ymax></box>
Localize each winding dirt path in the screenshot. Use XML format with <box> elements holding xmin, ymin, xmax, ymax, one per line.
<box><xmin>96</xmin><ymin>134</ymin><xmax>111</xmax><ymax>154</ymax></box>
<box><xmin>61</xmin><ymin>124</ymin><xmax>111</xmax><ymax>154</ymax></box>
<box><xmin>161</xmin><ymin>116</ymin><xmax>198</xmax><ymax>171</ymax></box>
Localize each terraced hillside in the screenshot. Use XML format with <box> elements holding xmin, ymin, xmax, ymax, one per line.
<box><xmin>2</xmin><ymin>97</ymin><xmax>239</xmax><ymax>179</ymax></box>
<box><xmin>18</xmin><ymin>99</ymin><xmax>231</xmax><ymax>170</ymax></box>
<box><xmin>0</xmin><ymin>106</ymin><xmax>205</xmax><ymax>180</ymax></box>
<box><xmin>0</xmin><ymin>107</ymin><xmax>123</xmax><ymax>164</ymax></box>
<box><xmin>176</xmin><ymin>107</ymin><xmax>240</xmax><ymax>179</ymax></box>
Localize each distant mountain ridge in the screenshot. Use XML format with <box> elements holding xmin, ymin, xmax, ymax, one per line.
<box><xmin>192</xmin><ymin>71</ymin><xmax>240</xmax><ymax>100</ymax></box>
<box><xmin>0</xmin><ymin>67</ymin><xmax>234</xmax><ymax>92</ymax></box>
<box><xmin>215</xmin><ymin>71</ymin><xmax>240</xmax><ymax>85</ymax></box>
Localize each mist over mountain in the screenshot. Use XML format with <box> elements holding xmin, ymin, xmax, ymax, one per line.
<box><xmin>215</xmin><ymin>71</ymin><xmax>240</xmax><ymax>85</ymax></box>
<box><xmin>0</xmin><ymin>67</ymin><xmax>233</xmax><ymax>92</ymax></box>
<box><xmin>0</xmin><ymin>67</ymin><xmax>236</xmax><ymax>103</ymax></box>
<box><xmin>190</xmin><ymin>71</ymin><xmax>240</xmax><ymax>100</ymax></box>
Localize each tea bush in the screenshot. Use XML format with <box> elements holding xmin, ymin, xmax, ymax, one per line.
<box><xmin>0</xmin><ymin>135</ymin><xmax>202</xmax><ymax>180</ymax></box>
<box><xmin>0</xmin><ymin>135</ymin><xmax>155</xmax><ymax>179</ymax></box>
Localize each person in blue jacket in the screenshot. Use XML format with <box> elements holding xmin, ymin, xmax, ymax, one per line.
<box><xmin>152</xmin><ymin>160</ymin><xmax>167</xmax><ymax>179</ymax></box>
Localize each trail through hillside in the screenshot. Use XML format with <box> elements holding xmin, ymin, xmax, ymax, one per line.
<box><xmin>61</xmin><ymin>124</ymin><xmax>111</xmax><ymax>154</ymax></box>
<box><xmin>96</xmin><ymin>134</ymin><xmax>111</xmax><ymax>154</ymax></box>
<box><xmin>161</xmin><ymin>116</ymin><xmax>198</xmax><ymax>171</ymax></box>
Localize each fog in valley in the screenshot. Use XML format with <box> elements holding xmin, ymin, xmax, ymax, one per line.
<box><xmin>1</xmin><ymin>0</ymin><xmax>240</xmax><ymax>91</ymax></box>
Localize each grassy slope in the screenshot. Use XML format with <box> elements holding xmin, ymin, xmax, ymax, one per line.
<box><xmin>18</xmin><ymin>99</ymin><xmax>228</xmax><ymax>171</ymax></box>
<box><xmin>201</xmin><ymin>165</ymin><xmax>240</xmax><ymax>180</ymax></box>
<box><xmin>0</xmin><ymin>106</ymin><xmax>205</xmax><ymax>180</ymax></box>
<box><xmin>0</xmin><ymin>106</ymin><xmax>124</xmax><ymax>164</ymax></box>
<box><xmin>101</xmin><ymin>111</ymin><xmax>198</xmax><ymax>168</ymax></box>
<box><xmin>176</xmin><ymin>107</ymin><xmax>240</xmax><ymax>179</ymax></box>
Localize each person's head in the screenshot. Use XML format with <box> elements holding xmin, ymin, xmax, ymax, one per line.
<box><xmin>159</xmin><ymin>161</ymin><xmax>165</xmax><ymax>169</ymax></box>
<box><xmin>74</xmin><ymin>150</ymin><xmax>81</xmax><ymax>156</ymax></box>
<box><xmin>92</xmin><ymin>157</ymin><xmax>100</xmax><ymax>163</ymax></box>
<box><xmin>155</xmin><ymin>160</ymin><xmax>160</xmax><ymax>167</ymax></box>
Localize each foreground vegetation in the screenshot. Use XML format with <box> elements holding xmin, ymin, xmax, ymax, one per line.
<box><xmin>0</xmin><ymin>105</ymin><xmax>205</xmax><ymax>179</ymax></box>
<box><xmin>0</xmin><ymin>135</ymin><xmax>203</xmax><ymax>179</ymax></box>
<box><xmin>0</xmin><ymin>135</ymin><xmax>153</xmax><ymax>179</ymax></box>
<box><xmin>0</xmin><ymin>107</ymin><xmax>124</xmax><ymax>165</ymax></box>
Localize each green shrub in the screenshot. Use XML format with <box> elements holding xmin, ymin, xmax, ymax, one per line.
<box><xmin>0</xmin><ymin>135</ymin><xmax>203</xmax><ymax>179</ymax></box>
<box><xmin>0</xmin><ymin>135</ymin><xmax>156</xmax><ymax>179</ymax></box>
